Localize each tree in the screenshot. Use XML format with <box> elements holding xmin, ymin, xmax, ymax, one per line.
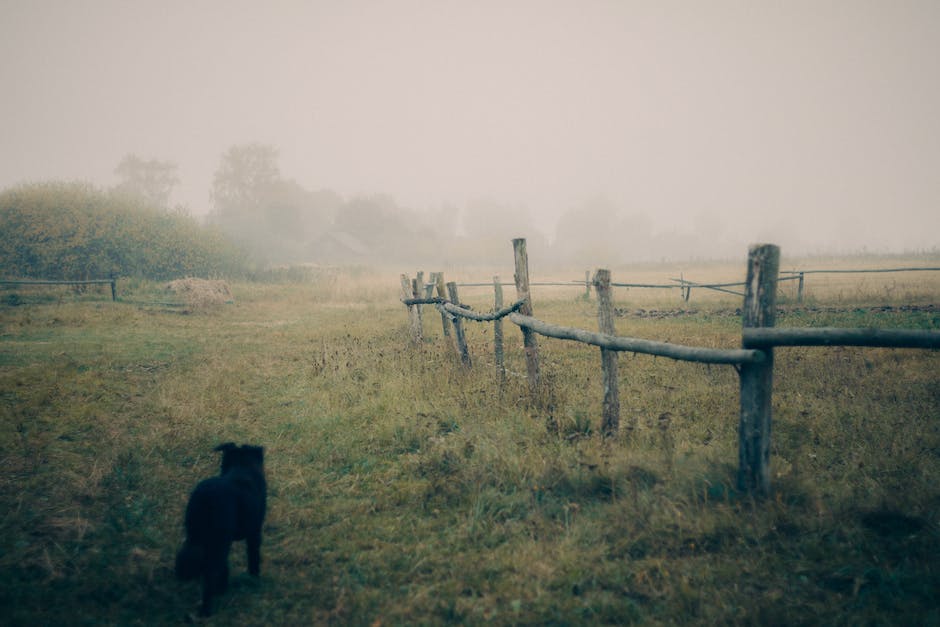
<box><xmin>334</xmin><ymin>194</ymin><xmax>402</xmax><ymax>243</ymax></box>
<box><xmin>208</xmin><ymin>143</ymin><xmax>282</xmax><ymax>261</ymax></box>
<box><xmin>257</xmin><ymin>179</ymin><xmax>340</xmax><ymax>264</ymax></box>
<box><xmin>114</xmin><ymin>154</ymin><xmax>179</xmax><ymax>210</ymax></box>
<box><xmin>210</xmin><ymin>143</ymin><xmax>280</xmax><ymax>216</ymax></box>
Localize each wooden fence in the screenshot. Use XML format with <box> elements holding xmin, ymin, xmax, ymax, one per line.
<box><xmin>0</xmin><ymin>278</ymin><xmax>118</xmax><ymax>301</ymax></box>
<box><xmin>401</xmin><ymin>239</ymin><xmax>940</xmax><ymax>498</ymax></box>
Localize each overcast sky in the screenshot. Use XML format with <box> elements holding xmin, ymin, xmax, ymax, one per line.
<box><xmin>1</xmin><ymin>0</ymin><xmax>938</xmax><ymax>254</ymax></box>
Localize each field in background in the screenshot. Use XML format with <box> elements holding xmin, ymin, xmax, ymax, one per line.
<box><xmin>447</xmin><ymin>253</ymin><xmax>940</xmax><ymax>314</ymax></box>
<box><xmin>0</xmin><ymin>255</ymin><xmax>938</xmax><ymax>625</ymax></box>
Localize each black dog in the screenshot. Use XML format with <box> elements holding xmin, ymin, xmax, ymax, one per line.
<box><xmin>176</xmin><ymin>443</ymin><xmax>267</xmax><ymax>616</ymax></box>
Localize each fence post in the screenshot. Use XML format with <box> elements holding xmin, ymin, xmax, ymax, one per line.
<box><xmin>797</xmin><ymin>272</ymin><xmax>805</xmax><ymax>304</ymax></box>
<box><xmin>679</xmin><ymin>273</ymin><xmax>691</xmax><ymax>302</ymax></box>
<box><xmin>493</xmin><ymin>275</ymin><xmax>505</xmax><ymax>385</ymax></box>
<box><xmin>110</xmin><ymin>275</ymin><xmax>117</xmax><ymax>301</ymax></box>
<box><xmin>585</xmin><ymin>270</ymin><xmax>591</xmax><ymax>300</ymax></box>
<box><xmin>738</xmin><ymin>244</ymin><xmax>780</xmax><ymax>498</ymax></box>
<box><xmin>595</xmin><ymin>269</ymin><xmax>620</xmax><ymax>437</ymax></box>
<box><xmin>400</xmin><ymin>274</ymin><xmax>421</xmax><ymax>345</ymax></box>
<box><xmin>413</xmin><ymin>271</ymin><xmax>424</xmax><ymax>333</ymax></box>
<box><xmin>513</xmin><ymin>238</ymin><xmax>540</xmax><ymax>396</ymax></box>
<box><xmin>446</xmin><ymin>281</ymin><xmax>472</xmax><ymax>367</ymax></box>
<box><xmin>434</xmin><ymin>272</ymin><xmax>452</xmax><ymax>337</ymax></box>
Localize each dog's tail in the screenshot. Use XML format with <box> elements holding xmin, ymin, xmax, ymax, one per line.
<box><xmin>175</xmin><ymin>541</ymin><xmax>204</xmax><ymax>580</ymax></box>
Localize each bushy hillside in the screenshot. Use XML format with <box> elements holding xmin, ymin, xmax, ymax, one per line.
<box><xmin>0</xmin><ymin>182</ymin><xmax>247</xmax><ymax>280</ymax></box>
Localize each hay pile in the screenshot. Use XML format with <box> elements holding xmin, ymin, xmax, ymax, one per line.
<box><xmin>164</xmin><ymin>278</ymin><xmax>233</xmax><ymax>311</ymax></box>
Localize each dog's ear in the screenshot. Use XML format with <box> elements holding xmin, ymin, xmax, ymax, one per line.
<box><xmin>215</xmin><ymin>443</ymin><xmax>238</xmax><ymax>475</ymax></box>
<box><xmin>243</xmin><ymin>445</ymin><xmax>264</xmax><ymax>465</ymax></box>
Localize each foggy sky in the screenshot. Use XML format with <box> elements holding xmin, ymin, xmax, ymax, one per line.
<box><xmin>1</xmin><ymin>0</ymin><xmax>939</xmax><ymax>256</ymax></box>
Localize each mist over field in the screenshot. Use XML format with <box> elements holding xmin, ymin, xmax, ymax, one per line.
<box><xmin>1</xmin><ymin>1</ymin><xmax>939</xmax><ymax>265</ymax></box>
<box><xmin>2</xmin><ymin>5</ymin><xmax>940</xmax><ymax>623</ymax></box>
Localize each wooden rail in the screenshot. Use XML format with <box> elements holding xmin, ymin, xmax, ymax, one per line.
<box><xmin>400</xmin><ymin>240</ymin><xmax>940</xmax><ymax>498</ymax></box>
<box><xmin>0</xmin><ymin>278</ymin><xmax>118</xmax><ymax>301</ymax></box>
<box><xmin>508</xmin><ymin>313</ymin><xmax>765</xmax><ymax>365</ymax></box>
<box><xmin>743</xmin><ymin>327</ymin><xmax>940</xmax><ymax>349</ymax></box>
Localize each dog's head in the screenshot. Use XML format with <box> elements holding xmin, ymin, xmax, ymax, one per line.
<box><xmin>214</xmin><ymin>442</ymin><xmax>264</xmax><ymax>475</ymax></box>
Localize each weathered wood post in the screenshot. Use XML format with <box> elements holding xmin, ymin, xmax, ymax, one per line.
<box><xmin>446</xmin><ymin>281</ymin><xmax>471</xmax><ymax>367</ymax></box>
<box><xmin>110</xmin><ymin>275</ymin><xmax>117</xmax><ymax>301</ymax></box>
<box><xmin>738</xmin><ymin>244</ymin><xmax>780</xmax><ymax>497</ymax></box>
<box><xmin>424</xmin><ymin>273</ymin><xmax>437</xmax><ymax>299</ymax></box>
<box><xmin>434</xmin><ymin>272</ymin><xmax>452</xmax><ymax>337</ymax></box>
<box><xmin>400</xmin><ymin>274</ymin><xmax>422</xmax><ymax>344</ymax></box>
<box><xmin>413</xmin><ymin>271</ymin><xmax>424</xmax><ymax>333</ymax></box>
<box><xmin>584</xmin><ymin>270</ymin><xmax>591</xmax><ymax>300</ymax></box>
<box><xmin>513</xmin><ymin>238</ymin><xmax>540</xmax><ymax>396</ymax></box>
<box><xmin>679</xmin><ymin>273</ymin><xmax>691</xmax><ymax>302</ymax></box>
<box><xmin>595</xmin><ymin>269</ymin><xmax>620</xmax><ymax>437</ymax></box>
<box><xmin>797</xmin><ymin>272</ymin><xmax>805</xmax><ymax>304</ymax></box>
<box><xmin>493</xmin><ymin>275</ymin><xmax>505</xmax><ymax>384</ymax></box>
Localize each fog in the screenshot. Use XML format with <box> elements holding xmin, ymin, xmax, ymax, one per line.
<box><xmin>2</xmin><ymin>0</ymin><xmax>939</xmax><ymax>263</ymax></box>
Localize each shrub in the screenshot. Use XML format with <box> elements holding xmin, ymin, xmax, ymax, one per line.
<box><xmin>0</xmin><ymin>181</ymin><xmax>248</xmax><ymax>280</ymax></box>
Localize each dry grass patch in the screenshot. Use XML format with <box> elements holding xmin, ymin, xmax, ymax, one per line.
<box><xmin>164</xmin><ymin>277</ymin><xmax>233</xmax><ymax>312</ymax></box>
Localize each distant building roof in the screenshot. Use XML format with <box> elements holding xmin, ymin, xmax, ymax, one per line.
<box><xmin>310</xmin><ymin>230</ymin><xmax>372</xmax><ymax>261</ymax></box>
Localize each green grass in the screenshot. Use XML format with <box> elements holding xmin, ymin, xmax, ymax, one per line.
<box><xmin>0</xmin><ymin>273</ymin><xmax>938</xmax><ymax>625</ymax></box>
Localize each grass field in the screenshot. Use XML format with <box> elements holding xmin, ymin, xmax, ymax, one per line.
<box><xmin>1</xmin><ymin>257</ymin><xmax>938</xmax><ymax>625</ymax></box>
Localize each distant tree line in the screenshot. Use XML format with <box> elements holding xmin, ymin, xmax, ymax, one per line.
<box><xmin>201</xmin><ymin>143</ymin><xmax>754</xmax><ymax>268</ymax></box>
<box><xmin>206</xmin><ymin>143</ymin><xmax>462</xmax><ymax>267</ymax></box>
<box><xmin>1</xmin><ymin>141</ymin><xmax>788</xmax><ymax>282</ymax></box>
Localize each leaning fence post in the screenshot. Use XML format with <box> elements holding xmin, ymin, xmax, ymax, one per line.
<box><xmin>400</xmin><ymin>274</ymin><xmax>421</xmax><ymax>345</ymax></box>
<box><xmin>738</xmin><ymin>244</ymin><xmax>780</xmax><ymax>497</ymax></box>
<box><xmin>493</xmin><ymin>275</ymin><xmax>505</xmax><ymax>385</ymax></box>
<box><xmin>513</xmin><ymin>238</ymin><xmax>540</xmax><ymax>396</ymax></box>
<box><xmin>446</xmin><ymin>281</ymin><xmax>471</xmax><ymax>367</ymax></box>
<box><xmin>595</xmin><ymin>269</ymin><xmax>620</xmax><ymax>437</ymax></box>
<box><xmin>434</xmin><ymin>272</ymin><xmax>452</xmax><ymax>337</ymax></box>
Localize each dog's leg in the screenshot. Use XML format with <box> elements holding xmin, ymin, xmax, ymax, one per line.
<box><xmin>200</xmin><ymin>541</ymin><xmax>231</xmax><ymax>616</ymax></box>
<box><xmin>200</xmin><ymin>568</ymin><xmax>214</xmax><ymax>616</ymax></box>
<box><xmin>247</xmin><ymin>530</ymin><xmax>262</xmax><ymax>576</ymax></box>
